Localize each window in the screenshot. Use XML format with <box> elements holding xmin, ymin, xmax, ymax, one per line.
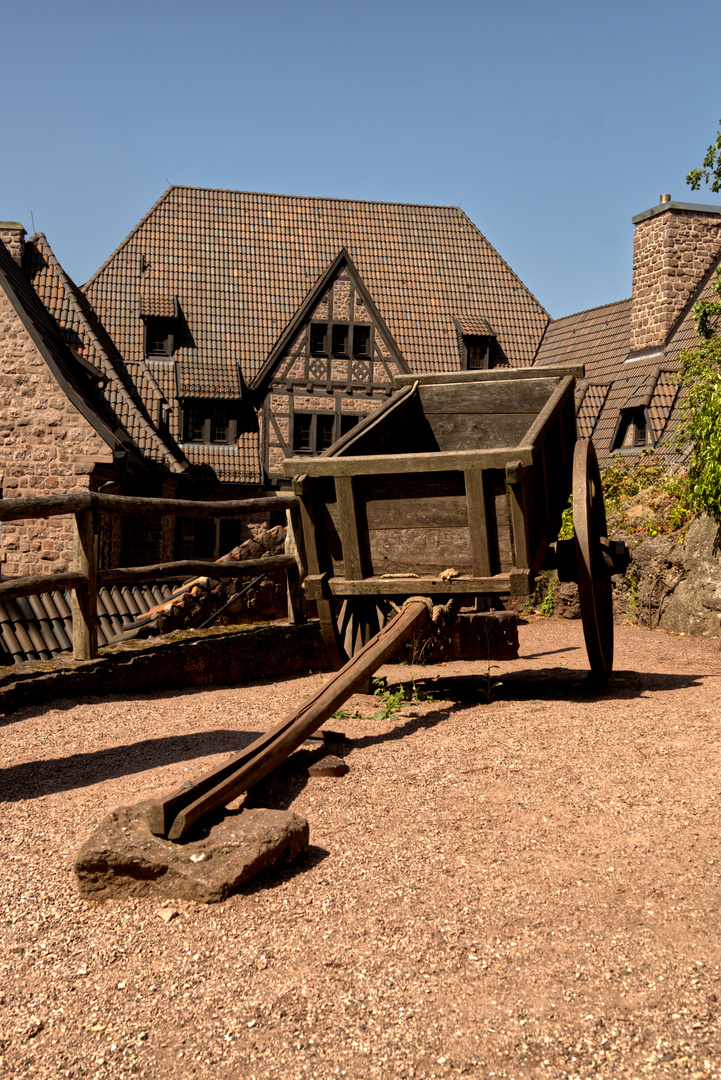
<box><xmin>331</xmin><ymin>324</ymin><xmax>349</xmax><ymax>357</ymax></box>
<box><xmin>613</xmin><ymin>408</ymin><xmax>653</xmax><ymax>451</ymax></box>
<box><xmin>353</xmin><ymin>325</ymin><xmax>371</xmax><ymax>357</ymax></box>
<box><xmin>310</xmin><ymin>323</ymin><xmax>327</xmax><ymax>356</ymax></box>
<box><xmin>292</xmin><ymin>411</ymin><xmax>351</xmax><ymax>453</ymax></box>
<box><xmin>144</xmin><ymin>317</ymin><xmax>176</xmax><ymax>357</ymax></box>
<box><xmin>183</xmin><ymin>401</ymin><xmax>238</xmax><ymax>444</ymax></box>
<box><xmin>464</xmin><ymin>335</ymin><xmax>493</xmax><ymax>369</ymax></box>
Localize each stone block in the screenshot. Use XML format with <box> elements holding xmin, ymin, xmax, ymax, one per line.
<box><xmin>75</xmin><ymin>801</ymin><xmax>309</xmax><ymax>904</ymax></box>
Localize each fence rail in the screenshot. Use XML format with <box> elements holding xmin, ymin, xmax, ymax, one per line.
<box><xmin>0</xmin><ymin>492</ymin><xmax>305</xmax><ymax>661</ymax></box>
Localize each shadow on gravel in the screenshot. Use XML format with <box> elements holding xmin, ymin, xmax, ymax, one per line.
<box><xmin>0</xmin><ymin>728</ymin><xmax>262</xmax><ymax>801</ymax></box>
<box><xmin>403</xmin><ymin>666</ymin><xmax>707</xmax><ymax>703</ymax></box>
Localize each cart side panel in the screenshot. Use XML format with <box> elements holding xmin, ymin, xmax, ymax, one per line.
<box><xmin>483</xmin><ymin>470</ymin><xmax>514</xmax><ymax>575</ymax></box>
<box><xmin>355</xmin><ymin>472</ymin><xmax>472</xmax><ymax>575</ymax></box>
<box><xmin>418</xmin><ymin>378</ymin><xmax>560</xmax><ymax>452</ymax></box>
<box><xmin>310</xmin><ymin>476</ymin><xmax>345</xmax><ymax>576</ymax></box>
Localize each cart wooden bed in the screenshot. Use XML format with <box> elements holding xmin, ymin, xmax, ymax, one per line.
<box><xmin>284</xmin><ymin>365</ymin><xmax>628</xmax><ymax>680</ymax></box>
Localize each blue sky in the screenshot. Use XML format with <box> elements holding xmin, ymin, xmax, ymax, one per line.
<box><xmin>2</xmin><ymin>0</ymin><xmax>720</xmax><ymax>317</ymax></box>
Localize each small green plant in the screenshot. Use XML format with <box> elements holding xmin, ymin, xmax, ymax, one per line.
<box><xmin>476</xmin><ymin>657</ymin><xmax>502</xmax><ymax>705</ymax></box>
<box><xmin>539</xmin><ymin>572</ymin><xmax>556</xmax><ymax>617</ymax></box>
<box><xmin>525</xmin><ymin>570</ymin><xmax>556</xmax><ymax>616</ymax></box>
<box><xmin>370</xmin><ymin>674</ymin><xmax>432</xmax><ymax>720</ymax></box>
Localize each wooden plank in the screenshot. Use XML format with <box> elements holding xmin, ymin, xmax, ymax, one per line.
<box><xmin>284</xmin><ymin>445</ymin><xmax>534</xmax><ymax>478</ymax></box>
<box><xmin>319</xmin><ymin>575</ymin><xmax>512</xmax><ymax>597</ymax></box>
<box><xmin>72</xmin><ymin>507</ymin><xmax>98</xmax><ymax>661</ymax></box>
<box><xmin>98</xmin><ymin>555</ymin><xmax>294</xmax><ymax>587</ymax></box>
<box><xmin>424</xmin><ymin>412</ymin><xmax>536</xmax><ymax>452</ymax></box>
<box><xmin>147</xmin><ymin>600</ymin><xmax>430</xmax><ymax>840</ymax></box>
<box><xmin>284</xmin><ymin>506</ymin><xmax>307</xmax><ymax>624</ymax></box>
<box><xmin>357</xmin><ymin>472</ymin><xmax>468</xmax><ymax>531</ymax></box>
<box><xmin>334</xmin><ymin>476</ymin><xmax>363</xmax><ymax>580</ymax></box>
<box><xmin>464</xmin><ymin>470</ymin><xmax>491</xmax><ymax>577</ymax></box>
<box><xmin>0</xmin><ymin>571</ymin><xmax>88</xmax><ymax>602</ymax></box>
<box><xmin>292</xmin><ymin>474</ymin><xmax>322</xmax><ymax>576</ymax></box>
<box><xmin>521</xmin><ymin>376</ymin><xmax>575</xmax><ymax>454</ymax></box>
<box><xmin>419</xmin><ymin>378</ymin><xmax>558</xmax><ymax>414</ymax></box>
<box><xmin>97</xmin><ymin>493</ymin><xmax>299</xmax><ymax>519</ymax></box>
<box><xmin>394</xmin><ymin>365</ymin><xmax>584</xmax><ymax>387</ymax></box>
<box><xmin>506</xmin><ymin>462</ymin><xmax>531</xmax><ymax>570</ymax></box>
<box><xmin>366</xmin><ymin>526</ymin><xmax>472</xmax><ymax>575</ymax></box>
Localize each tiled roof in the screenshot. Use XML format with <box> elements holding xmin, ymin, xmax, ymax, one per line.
<box><xmin>0</xmin><ymin>584</ymin><xmax>175</xmax><ymax>665</ymax></box>
<box><xmin>534</xmin><ymin>298</ymin><xmax>632</xmax><ymax>377</ymax></box>
<box><xmin>180</xmin><ymin>431</ymin><xmax>261</xmax><ymax>482</ymax></box>
<box><xmin>453</xmin><ymin>313</ymin><xmax>496</xmax><ymax>336</ymax></box>
<box><xmin>25</xmin><ymin>235</ymin><xmax>187</xmax><ymax>474</ymax></box>
<box><xmin>575</xmin><ymin>381</ymin><xmax>609</xmax><ymax>438</ymax></box>
<box><xmin>83</xmin><ymin>187</ymin><xmax>550</xmax><ymax>384</ymax></box>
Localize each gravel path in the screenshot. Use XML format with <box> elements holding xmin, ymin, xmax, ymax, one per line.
<box><xmin>1</xmin><ymin>617</ymin><xmax>720</xmax><ymax>1079</ymax></box>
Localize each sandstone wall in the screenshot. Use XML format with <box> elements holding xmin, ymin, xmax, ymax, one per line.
<box><xmin>0</xmin><ymin>291</ymin><xmax>112</xmax><ymax>577</ymax></box>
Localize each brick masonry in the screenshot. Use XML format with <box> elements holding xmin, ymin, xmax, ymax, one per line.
<box><xmin>0</xmin><ymin>291</ymin><xmax>111</xmax><ymax>577</ymax></box>
<box><xmin>631</xmin><ymin>206</ymin><xmax>721</xmax><ymax>351</ymax></box>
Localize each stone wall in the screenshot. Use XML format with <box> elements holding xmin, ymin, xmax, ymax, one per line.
<box><xmin>0</xmin><ymin>223</ymin><xmax>25</xmax><ymax>265</ymax></box>
<box><xmin>0</xmin><ymin>291</ymin><xmax>112</xmax><ymax>577</ymax></box>
<box><xmin>630</xmin><ymin>205</ymin><xmax>721</xmax><ymax>352</ymax></box>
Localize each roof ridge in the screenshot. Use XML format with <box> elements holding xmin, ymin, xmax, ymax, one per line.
<box><xmin>83</xmin><ymin>187</ymin><xmax>175</xmax><ymax>289</ymax></box>
<box><xmin>546</xmin><ymin>296</ymin><xmax>632</xmax><ymax>324</ymax></box>
<box><xmin>160</xmin><ymin>185</ymin><xmax>476</xmax><ymax>213</ymax></box>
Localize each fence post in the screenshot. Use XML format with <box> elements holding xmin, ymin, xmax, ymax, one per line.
<box><xmin>285</xmin><ymin>506</ymin><xmax>307</xmax><ymax>624</ymax></box>
<box><xmin>72</xmin><ymin>498</ymin><xmax>98</xmax><ymax>660</ymax></box>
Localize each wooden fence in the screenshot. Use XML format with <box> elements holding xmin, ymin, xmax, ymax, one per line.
<box><xmin>0</xmin><ymin>492</ymin><xmax>307</xmax><ymax>661</ymax></box>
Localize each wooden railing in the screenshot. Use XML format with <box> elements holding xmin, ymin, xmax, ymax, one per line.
<box><xmin>0</xmin><ymin>492</ymin><xmax>307</xmax><ymax>661</ymax></box>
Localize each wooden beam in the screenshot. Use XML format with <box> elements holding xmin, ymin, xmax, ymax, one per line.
<box><xmin>146</xmin><ymin>599</ymin><xmax>430</xmax><ymax>840</ymax></box>
<box><xmin>284</xmin><ymin>506</ymin><xmax>307</xmax><ymax>624</ymax></box>
<box><xmin>394</xmin><ymin>365</ymin><xmax>584</xmax><ymax>388</ymax></box>
<box><xmin>72</xmin><ymin>506</ymin><xmax>98</xmax><ymax>661</ymax></box>
<box><xmin>0</xmin><ymin>492</ymin><xmax>93</xmax><ymax>521</ymax></box>
<box><xmin>0</xmin><ymin>571</ymin><xmax>88</xmax><ymax>602</ymax></box>
<box><xmin>334</xmin><ymin>476</ymin><xmax>363</xmax><ymax>580</ymax></box>
<box><xmin>284</xmin><ymin>445</ymin><xmax>534</xmax><ymax>478</ymax></box>
<box><xmin>0</xmin><ymin>492</ymin><xmax>298</xmax><ymax>524</ymax></box>
<box><xmin>303</xmin><ymin>574</ymin><xmax>512</xmax><ymax>599</ymax></box>
<box><xmin>97</xmin><ymin>554</ymin><xmax>294</xmax><ymax>587</ymax></box>
<box><xmin>464</xmin><ymin>470</ymin><xmax>491</xmax><ymax>577</ymax></box>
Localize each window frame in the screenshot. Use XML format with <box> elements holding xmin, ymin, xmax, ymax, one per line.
<box><xmin>182</xmin><ymin>400</ymin><xmax>238</xmax><ymax>445</ymax></box>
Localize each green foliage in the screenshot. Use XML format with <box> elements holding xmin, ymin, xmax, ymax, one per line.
<box><xmin>686</xmin><ymin>120</ymin><xmax>721</xmax><ymax>194</ymax></box>
<box><xmin>675</xmin><ymin>268</ymin><xmax>721</xmax><ymax>524</ymax></box>
<box><xmin>525</xmin><ymin>570</ymin><xmax>556</xmax><ymax>615</ymax></box>
<box><xmin>370</xmin><ymin>674</ymin><xmax>432</xmax><ymax>721</ymax></box>
<box><xmin>558</xmin><ymin>500</ymin><xmax>575</xmax><ymax>540</ymax></box>
<box><xmin>599</xmin><ymin>453</ymin><xmax>695</xmax><ymax>537</ymax></box>
<box><xmin>539</xmin><ymin>573</ymin><xmax>556</xmax><ymax>617</ymax></box>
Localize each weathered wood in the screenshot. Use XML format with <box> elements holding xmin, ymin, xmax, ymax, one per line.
<box><xmin>147</xmin><ymin>600</ymin><xmax>430</xmax><ymax>840</ymax></box>
<box><xmin>72</xmin><ymin>507</ymin><xmax>98</xmax><ymax>661</ymax></box>
<box><xmin>0</xmin><ymin>571</ymin><xmax>88</xmax><ymax>602</ymax></box>
<box><xmin>97</xmin><ymin>554</ymin><xmax>294</xmax><ymax>587</ymax></box>
<box><xmin>284</xmin><ymin>506</ymin><xmax>307</xmax><ymax>624</ymax></box>
<box><xmin>96</xmin><ymin>493</ymin><xmax>299</xmax><ymax>519</ymax></box>
<box><xmin>0</xmin><ymin>492</ymin><xmax>298</xmax><ymax>523</ymax></box>
<box><xmin>464</xmin><ymin>470</ymin><xmax>492</xmax><ymax>577</ymax></box>
<box><xmin>304</xmin><ymin>574</ymin><xmax>513</xmax><ymax>598</ymax></box>
<box><xmin>394</xmin><ymin>365</ymin><xmax>585</xmax><ymax>388</ymax></box>
<box><xmin>521</xmin><ymin>376</ymin><xmax>575</xmax><ymax>453</ymax></box>
<box><xmin>366</xmin><ymin>526</ymin><xmax>472</xmax><ymax>575</ymax></box>
<box><xmin>284</xmin><ymin>445</ymin><xmax>534</xmax><ymax>478</ymax></box>
<box><xmin>424</xmin><ymin>412</ymin><xmax>535</xmax><ymax>452</ymax></box>
<box><xmin>334</xmin><ymin>476</ymin><xmax>363</xmax><ymax>580</ymax></box>
<box><xmin>419</xmin><ymin>378</ymin><xmax>558</xmax><ymax>415</ymax></box>
<box><xmin>506</xmin><ymin>461</ymin><xmax>531</xmax><ymax>570</ymax></box>
<box><xmin>0</xmin><ymin>492</ymin><xmax>93</xmax><ymax>522</ymax></box>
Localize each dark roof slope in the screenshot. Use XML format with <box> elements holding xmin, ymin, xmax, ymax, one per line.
<box><xmin>25</xmin><ymin>235</ymin><xmax>187</xmax><ymax>474</ymax></box>
<box><xmin>83</xmin><ymin>186</ymin><xmax>550</xmax><ymax>384</ymax></box>
<box><xmin>534</xmin><ymin>298</ymin><xmax>632</xmax><ymax>376</ymax></box>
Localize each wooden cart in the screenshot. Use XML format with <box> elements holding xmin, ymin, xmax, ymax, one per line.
<box><xmin>284</xmin><ymin>365</ymin><xmax>628</xmax><ymax>680</ymax></box>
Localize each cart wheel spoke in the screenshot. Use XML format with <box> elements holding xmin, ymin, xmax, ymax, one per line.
<box><xmin>573</xmin><ymin>438</ymin><xmax>614</xmax><ymax>681</ymax></box>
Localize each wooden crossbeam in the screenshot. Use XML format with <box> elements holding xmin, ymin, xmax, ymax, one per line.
<box><xmin>146</xmin><ymin>599</ymin><xmax>430</xmax><ymax>841</ymax></box>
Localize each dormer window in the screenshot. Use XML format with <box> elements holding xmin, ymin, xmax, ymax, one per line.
<box><xmin>145</xmin><ymin>317</ymin><xmax>175</xmax><ymax>357</ymax></box>
<box><xmin>613</xmin><ymin>407</ymin><xmax>653</xmax><ymax>451</ymax></box>
<box><xmin>464</xmin><ymin>335</ymin><xmax>493</xmax><ymax>370</ymax></box>
<box><xmin>183</xmin><ymin>400</ymin><xmax>238</xmax><ymax>444</ymax></box>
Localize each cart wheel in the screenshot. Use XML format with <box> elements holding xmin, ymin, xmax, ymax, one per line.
<box><xmin>318</xmin><ymin>598</ymin><xmax>391</xmax><ymax>669</ymax></box>
<box><xmin>573</xmin><ymin>438</ymin><xmax>614</xmax><ymax>682</ymax></box>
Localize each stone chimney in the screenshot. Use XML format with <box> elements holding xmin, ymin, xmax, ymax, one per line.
<box><xmin>630</xmin><ymin>198</ymin><xmax>721</xmax><ymax>353</ymax></box>
<box><xmin>0</xmin><ymin>222</ymin><xmax>26</xmax><ymax>265</ymax></box>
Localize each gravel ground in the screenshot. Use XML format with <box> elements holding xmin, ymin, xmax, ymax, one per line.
<box><xmin>1</xmin><ymin>617</ymin><xmax>720</xmax><ymax>1080</ymax></box>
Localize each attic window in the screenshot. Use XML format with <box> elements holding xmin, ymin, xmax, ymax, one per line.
<box><xmin>613</xmin><ymin>407</ymin><xmax>653</xmax><ymax>451</ymax></box>
<box><xmin>331</xmin><ymin>325</ymin><xmax>349</xmax><ymax>357</ymax></box>
<box><xmin>145</xmin><ymin>317</ymin><xmax>176</xmax><ymax>358</ymax></box>
<box><xmin>183</xmin><ymin>401</ymin><xmax>238</xmax><ymax>445</ymax></box>
<box><xmin>310</xmin><ymin>323</ymin><xmax>327</xmax><ymax>356</ymax></box>
<box><xmin>464</xmin><ymin>335</ymin><xmax>494</xmax><ymax>370</ymax></box>
<box><xmin>353</xmin><ymin>326</ymin><xmax>371</xmax><ymax>357</ymax></box>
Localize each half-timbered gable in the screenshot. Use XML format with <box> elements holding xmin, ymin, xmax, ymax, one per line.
<box><xmin>253</xmin><ymin>251</ymin><xmax>409</xmax><ymax>481</ymax></box>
